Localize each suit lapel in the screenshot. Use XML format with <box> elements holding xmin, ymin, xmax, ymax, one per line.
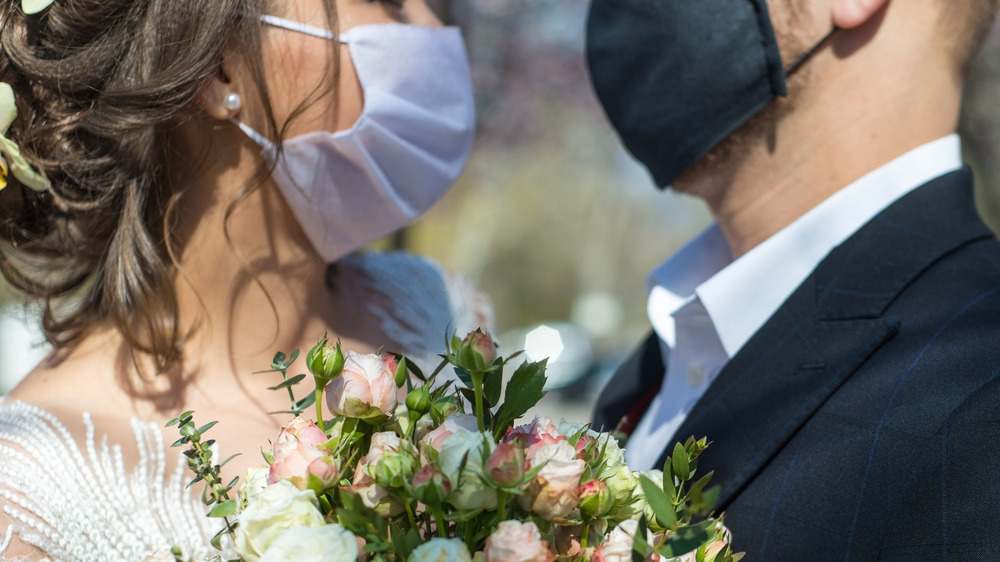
<box><xmin>656</xmin><ymin>168</ymin><xmax>994</xmax><ymax>510</ymax></box>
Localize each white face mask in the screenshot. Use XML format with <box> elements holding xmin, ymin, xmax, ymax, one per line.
<box><xmin>236</xmin><ymin>16</ymin><xmax>476</xmax><ymax>262</ymax></box>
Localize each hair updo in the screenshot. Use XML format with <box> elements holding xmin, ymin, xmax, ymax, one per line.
<box><xmin>0</xmin><ymin>0</ymin><xmax>337</xmax><ymax>374</ymax></box>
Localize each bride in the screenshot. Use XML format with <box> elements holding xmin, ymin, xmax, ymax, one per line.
<box><xmin>0</xmin><ymin>0</ymin><xmax>486</xmax><ymax>560</ymax></box>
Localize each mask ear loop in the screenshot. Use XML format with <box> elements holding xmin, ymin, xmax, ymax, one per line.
<box><xmin>259</xmin><ymin>14</ymin><xmax>349</xmax><ymax>43</ymax></box>
<box><xmin>784</xmin><ymin>27</ymin><xmax>839</xmax><ymax>77</ymax></box>
<box><xmin>236</xmin><ymin>13</ymin><xmax>352</xmax><ymax>158</ymax></box>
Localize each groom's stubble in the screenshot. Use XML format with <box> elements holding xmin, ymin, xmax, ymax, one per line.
<box><xmin>670</xmin><ymin>0</ymin><xmax>813</xmax><ymax>204</ymax></box>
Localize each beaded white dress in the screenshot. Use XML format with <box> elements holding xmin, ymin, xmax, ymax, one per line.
<box><xmin>0</xmin><ymin>253</ymin><xmax>493</xmax><ymax>562</ymax></box>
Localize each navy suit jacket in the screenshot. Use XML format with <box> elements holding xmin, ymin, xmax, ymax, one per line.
<box><xmin>594</xmin><ymin>169</ymin><xmax>1000</xmax><ymax>561</ymax></box>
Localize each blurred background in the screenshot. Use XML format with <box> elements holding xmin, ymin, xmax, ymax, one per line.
<box><xmin>4</xmin><ymin>1</ymin><xmax>1000</xmax><ymax>424</ymax></box>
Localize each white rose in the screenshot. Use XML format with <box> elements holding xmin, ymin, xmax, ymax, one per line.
<box><xmin>234</xmin><ymin>480</ymin><xmax>326</xmax><ymax>562</ymax></box>
<box><xmin>484</xmin><ymin>521</ymin><xmax>552</xmax><ymax>562</ymax></box>
<box><xmin>533</xmin><ymin>441</ymin><xmax>586</xmax><ymax>490</ymax></box>
<box><xmin>606</xmin><ymin>465</ymin><xmax>640</xmax><ymax>506</ymax></box>
<box><xmin>597</xmin><ymin>519</ymin><xmax>656</xmax><ymax>562</ymax></box>
<box><xmin>239</xmin><ymin>466</ymin><xmax>270</xmax><ymax>507</ymax></box>
<box><xmin>557</xmin><ymin>420</ymin><xmax>597</xmax><ymax>439</ymax></box>
<box><xmin>408</xmin><ymin>537</ymin><xmax>473</xmax><ymax>562</ymax></box>
<box><xmin>258</xmin><ymin>524</ymin><xmax>359</xmax><ymax>562</ymax></box>
<box><xmin>437</xmin><ymin>428</ymin><xmax>498</xmax><ymax>511</ymax></box>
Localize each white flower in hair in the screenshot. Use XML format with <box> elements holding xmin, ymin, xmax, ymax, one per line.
<box><xmin>22</xmin><ymin>0</ymin><xmax>55</xmax><ymax>15</ymax></box>
<box><xmin>0</xmin><ymin>82</ymin><xmax>50</xmax><ymax>191</ymax></box>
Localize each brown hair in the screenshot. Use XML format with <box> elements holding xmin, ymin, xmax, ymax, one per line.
<box><xmin>0</xmin><ymin>0</ymin><xmax>339</xmax><ymax>373</ymax></box>
<box><xmin>943</xmin><ymin>0</ymin><xmax>1000</xmax><ymax>77</ymax></box>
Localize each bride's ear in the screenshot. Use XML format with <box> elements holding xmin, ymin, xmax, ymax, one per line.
<box><xmin>198</xmin><ymin>54</ymin><xmax>245</xmax><ymax>121</ymax></box>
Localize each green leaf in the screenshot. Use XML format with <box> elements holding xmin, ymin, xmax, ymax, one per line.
<box><xmin>272</xmin><ymin>352</ymin><xmax>287</xmax><ymax>369</ymax></box>
<box><xmin>640</xmin><ymin>475</ymin><xmax>677</xmax><ymax>529</ymax></box>
<box><xmin>702</xmin><ymin>485</ymin><xmax>721</xmax><ymax>512</ymax></box>
<box><xmin>218</xmin><ymin>453</ymin><xmax>241</xmax><ymax>468</ymax></box>
<box><xmin>208</xmin><ymin>499</ymin><xmax>237</xmax><ymax>518</ymax></box>
<box><xmin>268</xmin><ymin>374</ymin><xmax>307</xmax><ymax>391</ymax></box>
<box><xmin>455</xmin><ymin>367</ymin><xmax>473</xmax><ymax>387</ymax></box>
<box><xmin>655</xmin><ymin>520</ymin><xmax>713</xmax><ymax>557</ymax></box>
<box><xmin>295</xmin><ymin>392</ymin><xmax>317</xmax><ymax>410</ymax></box>
<box><xmin>483</xmin><ymin>368</ymin><xmax>503</xmax><ymax>407</ymax></box>
<box><xmin>687</xmin><ymin>471</ymin><xmax>715</xmax><ymax>507</ymax></box>
<box><xmin>491</xmin><ymin>360</ymin><xmax>548</xmax><ymax>439</ymax></box>
<box><xmin>632</xmin><ymin>516</ymin><xmax>651</xmax><ymax>562</ymax></box>
<box><xmin>196</xmin><ymin>421</ymin><xmax>218</xmax><ymax>435</ymax></box>
<box><xmin>662</xmin><ymin>462</ymin><xmax>678</xmax><ymax>501</ymax></box>
<box><xmin>672</xmin><ymin>442</ymin><xmax>691</xmax><ymax>481</ymax></box>
<box><xmin>389</xmin><ymin>520</ymin><xmax>412</xmax><ymax>558</ymax></box>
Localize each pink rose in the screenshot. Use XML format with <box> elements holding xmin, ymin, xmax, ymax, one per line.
<box><xmin>268</xmin><ymin>417</ymin><xmax>338</xmax><ymax>488</ymax></box>
<box><xmin>344</xmin><ymin>432</ymin><xmax>406</xmax><ymax>517</ymax></box>
<box><xmin>504</xmin><ymin>416</ymin><xmax>565</xmax><ymax>462</ymax></box>
<box><xmin>484</xmin><ymin>521</ymin><xmax>555</xmax><ymax>562</ymax></box>
<box><xmin>325</xmin><ymin>352</ymin><xmax>398</xmax><ymax>420</ymax></box>
<box><xmin>421</xmin><ymin>413</ymin><xmax>479</xmax><ymax>454</ymax></box>
<box><xmin>518</xmin><ymin>441</ymin><xmax>586</xmax><ymax>520</ymax></box>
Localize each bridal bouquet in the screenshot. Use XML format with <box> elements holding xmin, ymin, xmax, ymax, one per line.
<box><xmin>169</xmin><ymin>330</ymin><xmax>739</xmax><ymax>562</ymax></box>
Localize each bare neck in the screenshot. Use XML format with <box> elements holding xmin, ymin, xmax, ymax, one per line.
<box><xmin>681</xmin><ymin>33</ymin><xmax>963</xmax><ymax>259</ymax></box>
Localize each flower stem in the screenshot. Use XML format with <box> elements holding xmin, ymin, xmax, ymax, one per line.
<box><xmin>497</xmin><ymin>490</ymin><xmax>507</xmax><ymax>522</ymax></box>
<box><xmin>464</xmin><ymin>521</ymin><xmax>475</xmax><ymax>551</ymax></box>
<box><xmin>580</xmin><ymin>519</ymin><xmax>589</xmax><ymax>552</ymax></box>
<box><xmin>404</xmin><ymin>497</ymin><xmax>418</xmax><ymax>530</ymax></box>
<box><xmin>315</xmin><ymin>388</ymin><xmax>325</xmax><ymax>430</ymax></box>
<box><xmin>471</xmin><ymin>371</ymin><xmax>485</xmax><ymax>432</ymax></box>
<box><xmin>432</xmin><ymin>505</ymin><xmax>448</xmax><ymax>538</ymax></box>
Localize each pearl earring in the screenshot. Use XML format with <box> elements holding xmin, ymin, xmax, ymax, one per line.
<box><xmin>224</xmin><ymin>93</ymin><xmax>242</xmax><ymax>112</ymax></box>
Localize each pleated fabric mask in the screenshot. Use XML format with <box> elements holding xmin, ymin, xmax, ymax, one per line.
<box><xmin>237</xmin><ymin>17</ymin><xmax>477</xmax><ymax>262</ymax></box>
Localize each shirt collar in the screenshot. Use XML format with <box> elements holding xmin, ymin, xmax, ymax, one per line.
<box><xmin>648</xmin><ymin>134</ymin><xmax>963</xmax><ymax>357</ymax></box>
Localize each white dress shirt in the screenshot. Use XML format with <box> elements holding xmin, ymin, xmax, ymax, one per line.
<box><xmin>624</xmin><ymin>135</ymin><xmax>964</xmax><ymax>470</ymax></box>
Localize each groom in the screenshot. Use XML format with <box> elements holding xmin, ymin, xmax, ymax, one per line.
<box><xmin>589</xmin><ymin>0</ymin><xmax>1000</xmax><ymax>559</ymax></box>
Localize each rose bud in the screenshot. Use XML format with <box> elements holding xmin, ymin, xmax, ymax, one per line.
<box><xmin>306</xmin><ymin>337</ymin><xmax>345</xmax><ymax>386</ymax></box>
<box><xmin>405</xmin><ymin>385</ymin><xmax>432</xmax><ymax>416</ymax></box>
<box><xmin>373</xmin><ymin>449</ymin><xmax>419</xmax><ymax>489</ymax></box>
<box><xmin>578</xmin><ymin>479</ymin><xmax>613</xmax><ymax>518</ymax></box>
<box><xmin>390</xmin><ymin>355</ymin><xmax>409</xmax><ymax>388</ymax></box>
<box><xmin>325</xmin><ymin>351</ymin><xmax>398</xmax><ymax>421</ymax></box>
<box><xmin>453</xmin><ymin>329</ymin><xmax>499</xmax><ymax>372</ymax></box>
<box><xmin>411</xmin><ymin>464</ymin><xmax>451</xmax><ymax>507</ymax></box>
<box><xmin>430</xmin><ymin>397</ymin><xmax>461</xmax><ymax>425</ymax></box>
<box><xmin>486</xmin><ymin>443</ymin><xmax>527</xmax><ymax>488</ymax></box>
<box><xmin>484</xmin><ymin>521</ymin><xmax>555</xmax><ymax>562</ymax></box>
<box><xmin>345</xmin><ymin>433</ymin><xmax>408</xmax><ymax>518</ymax></box>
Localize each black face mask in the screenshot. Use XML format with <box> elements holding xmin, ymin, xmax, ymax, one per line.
<box><xmin>586</xmin><ymin>0</ymin><xmax>835</xmax><ymax>188</ymax></box>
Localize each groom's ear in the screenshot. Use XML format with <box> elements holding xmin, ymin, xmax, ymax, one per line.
<box><xmin>831</xmin><ymin>0</ymin><xmax>890</xmax><ymax>29</ymax></box>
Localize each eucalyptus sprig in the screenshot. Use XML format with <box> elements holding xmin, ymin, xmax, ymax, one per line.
<box><xmin>167</xmin><ymin>411</ymin><xmax>241</xmax><ymax>550</ymax></box>
<box><xmin>255</xmin><ymin>349</ymin><xmax>316</xmax><ymax>417</ymax></box>
<box><xmin>633</xmin><ymin>437</ymin><xmax>743</xmax><ymax>562</ymax></box>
